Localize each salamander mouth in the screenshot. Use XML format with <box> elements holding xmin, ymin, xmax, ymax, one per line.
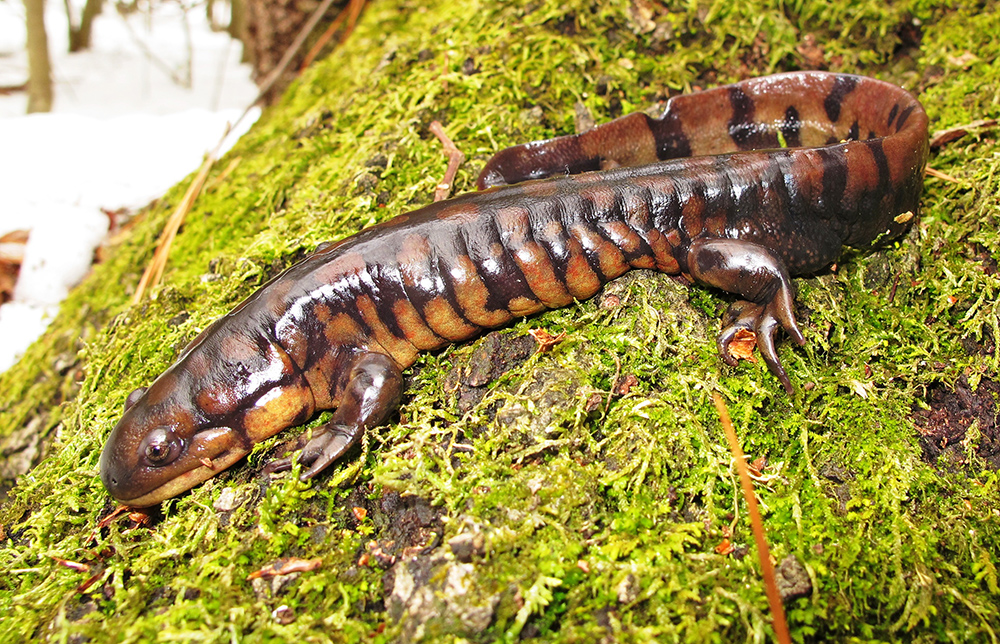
<box><xmin>109</xmin><ymin>445</ymin><xmax>250</xmax><ymax>507</ymax></box>
<box><xmin>102</xmin><ymin>426</ymin><xmax>249</xmax><ymax>507</ymax></box>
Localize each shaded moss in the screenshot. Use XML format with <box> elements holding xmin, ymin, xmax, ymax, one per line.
<box><xmin>2</xmin><ymin>0</ymin><xmax>1000</xmax><ymax>642</ymax></box>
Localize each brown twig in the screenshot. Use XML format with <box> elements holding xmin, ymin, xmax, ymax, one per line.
<box><xmin>300</xmin><ymin>0</ymin><xmax>366</xmax><ymax>72</ymax></box>
<box><xmin>428</xmin><ymin>121</ymin><xmax>466</xmax><ymax>202</ymax></box>
<box><xmin>711</xmin><ymin>390</ymin><xmax>791</xmax><ymax>644</ymax></box>
<box><xmin>0</xmin><ymin>82</ymin><xmax>27</xmax><ymax>95</ymax></box>
<box><xmin>204</xmin><ymin>156</ymin><xmax>243</xmax><ymax>192</ymax></box>
<box><xmin>929</xmin><ymin>118</ymin><xmax>997</xmax><ymax>149</ymax></box>
<box><xmin>132</xmin><ymin>150</ymin><xmax>218</xmax><ymax>304</ymax></box>
<box><xmin>925</xmin><ymin>166</ymin><xmax>961</xmax><ymax>183</ymax></box>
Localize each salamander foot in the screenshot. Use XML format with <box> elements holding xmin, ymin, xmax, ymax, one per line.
<box><xmin>717</xmin><ymin>299</ymin><xmax>805</xmax><ymax>394</ymax></box>
<box><xmin>687</xmin><ymin>237</ymin><xmax>806</xmax><ymax>394</ymax></box>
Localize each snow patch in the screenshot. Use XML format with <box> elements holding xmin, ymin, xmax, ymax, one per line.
<box><xmin>0</xmin><ymin>1</ymin><xmax>259</xmax><ymax>371</ymax></box>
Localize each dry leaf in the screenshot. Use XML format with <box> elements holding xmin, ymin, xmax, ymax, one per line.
<box><xmin>715</xmin><ymin>539</ymin><xmax>735</xmax><ymax>555</ymax></box>
<box><xmin>247</xmin><ymin>557</ymin><xmax>322</xmax><ymax>580</ymax></box>
<box><xmin>727</xmin><ymin>328</ymin><xmax>758</xmax><ymax>363</ymax></box>
<box><xmin>528</xmin><ymin>328</ymin><xmax>566</xmax><ymax>352</ymax></box>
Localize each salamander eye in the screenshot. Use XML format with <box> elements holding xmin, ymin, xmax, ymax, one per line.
<box><xmin>139</xmin><ymin>427</ymin><xmax>182</xmax><ymax>466</ymax></box>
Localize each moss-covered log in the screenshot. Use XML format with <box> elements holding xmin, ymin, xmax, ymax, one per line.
<box><xmin>2</xmin><ymin>0</ymin><xmax>999</xmax><ymax>641</ymax></box>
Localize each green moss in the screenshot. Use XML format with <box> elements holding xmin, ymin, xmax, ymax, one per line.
<box><xmin>2</xmin><ymin>0</ymin><xmax>1000</xmax><ymax>641</ymax></box>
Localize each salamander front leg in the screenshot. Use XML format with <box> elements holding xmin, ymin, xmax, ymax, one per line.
<box><xmin>687</xmin><ymin>238</ymin><xmax>806</xmax><ymax>393</ymax></box>
<box><xmin>267</xmin><ymin>351</ymin><xmax>403</xmax><ymax>480</ymax></box>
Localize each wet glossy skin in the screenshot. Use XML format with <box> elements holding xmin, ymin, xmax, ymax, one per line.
<box><xmin>100</xmin><ymin>71</ymin><xmax>929</xmax><ymax>506</ymax></box>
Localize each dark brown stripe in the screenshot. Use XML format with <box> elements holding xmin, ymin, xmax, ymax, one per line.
<box><xmin>563</xmin><ymin>193</ymin><xmax>613</xmax><ymax>281</ymax></box>
<box><xmin>502</xmin><ymin>203</ymin><xmax>571</xmax><ymax>306</ymax></box>
<box><xmin>771</xmin><ymin>153</ymin><xmax>803</xmax><ymax>222</ymax></box>
<box><xmin>648</xmin><ymin>173</ymin><xmax>685</xmax><ymax>240</ymax></box>
<box><xmin>308</xmin><ymin>300</ymin><xmax>374</xmax><ymax>372</ymax></box>
<box><xmin>434</xmin><ymin>230</ymin><xmax>485</xmax><ymax>331</ymax></box>
<box><xmin>473</xmin><ymin>211</ymin><xmax>536</xmax><ymax>313</ymax></box>
<box><xmin>847</xmin><ymin>138</ymin><xmax>893</xmax><ymax>245</ymax></box>
<box><xmin>865</xmin><ymin>137</ymin><xmax>891</xmax><ymax>191</ymax></box>
<box><xmin>526</xmin><ymin>199</ymin><xmax>574</xmax><ymax>293</ymax></box>
<box><xmin>725</xmin><ymin>158</ymin><xmax>779</xmax><ymax>240</ymax></box>
<box><xmin>650</xmin><ymin>110</ymin><xmax>692</xmax><ymax>160</ymax></box>
<box><xmin>819</xmin><ymin>146</ymin><xmax>849</xmax><ymax>218</ymax></box>
<box><xmin>728</xmin><ymin>86</ymin><xmax>757</xmax><ymax>150</ymax></box>
<box><xmin>781</xmin><ymin>106</ymin><xmax>802</xmax><ymax>148</ymax></box>
<box><xmin>361</xmin><ymin>260</ymin><xmax>410</xmax><ymax>340</ymax></box>
<box><xmin>887</xmin><ymin>103</ymin><xmax>899</xmax><ymax>128</ymax></box>
<box><xmin>848</xmin><ymin>120</ymin><xmax>860</xmax><ymax>142</ymax></box>
<box><xmin>607</xmin><ymin>186</ymin><xmax>655</xmax><ymax>263</ymax></box>
<box><xmin>395</xmin><ymin>254</ymin><xmax>447</xmax><ymax>345</ymax></box>
<box><xmin>896</xmin><ymin>104</ymin><xmax>916</xmax><ymax>131</ymax></box>
<box><xmin>823</xmin><ymin>75</ymin><xmax>857</xmax><ymax>123</ymax></box>
<box><xmin>429</xmin><ymin>252</ymin><xmax>481</xmax><ymax>333</ymax></box>
<box><xmin>580</xmin><ymin>186</ymin><xmax>634</xmax><ymax>268</ymax></box>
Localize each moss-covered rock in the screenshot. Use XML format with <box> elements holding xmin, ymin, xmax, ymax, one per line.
<box><xmin>2</xmin><ymin>0</ymin><xmax>999</xmax><ymax>641</ymax></box>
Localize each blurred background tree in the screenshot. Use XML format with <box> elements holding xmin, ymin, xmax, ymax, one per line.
<box><xmin>24</xmin><ymin>0</ymin><xmax>53</xmax><ymax>112</ymax></box>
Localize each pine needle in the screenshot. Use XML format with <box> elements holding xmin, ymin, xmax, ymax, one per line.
<box><xmin>925</xmin><ymin>166</ymin><xmax>961</xmax><ymax>183</ymax></box>
<box><xmin>131</xmin><ymin>0</ymin><xmax>361</xmax><ymax>303</ymax></box>
<box><xmin>711</xmin><ymin>390</ymin><xmax>791</xmax><ymax>644</ymax></box>
<box><xmin>300</xmin><ymin>0</ymin><xmax>366</xmax><ymax>72</ymax></box>
<box><xmin>131</xmin><ymin>149</ymin><xmax>217</xmax><ymax>305</ymax></box>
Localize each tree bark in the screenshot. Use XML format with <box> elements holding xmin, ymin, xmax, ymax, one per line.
<box><xmin>24</xmin><ymin>0</ymin><xmax>53</xmax><ymax>113</ymax></box>
<box><xmin>67</xmin><ymin>0</ymin><xmax>103</xmax><ymax>52</ymax></box>
<box><xmin>228</xmin><ymin>0</ymin><xmax>249</xmax><ymax>62</ymax></box>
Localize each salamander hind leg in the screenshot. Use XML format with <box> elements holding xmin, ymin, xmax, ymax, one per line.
<box><xmin>266</xmin><ymin>351</ymin><xmax>403</xmax><ymax>480</ymax></box>
<box><xmin>687</xmin><ymin>238</ymin><xmax>806</xmax><ymax>394</ymax></box>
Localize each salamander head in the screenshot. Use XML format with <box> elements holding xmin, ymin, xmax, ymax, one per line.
<box><xmin>99</xmin><ymin>379</ymin><xmax>257</xmax><ymax>507</ymax></box>
<box><xmin>99</xmin><ymin>334</ymin><xmax>315</xmax><ymax>507</ymax></box>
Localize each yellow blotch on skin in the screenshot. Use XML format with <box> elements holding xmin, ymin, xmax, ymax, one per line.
<box><xmin>242</xmin><ymin>383</ymin><xmax>314</xmax><ymax>443</ymax></box>
<box><xmin>356</xmin><ymin>294</ymin><xmax>420</xmax><ymax>368</ymax></box>
<box><xmin>392</xmin><ymin>299</ymin><xmax>446</xmax><ymax>351</ymax></box>
<box><xmin>645</xmin><ymin>229</ymin><xmax>681</xmax><ymax>274</ymax></box>
<box><xmin>507</xmin><ymin>296</ymin><xmax>546</xmax><ymax>317</ymax></box>
<box><xmin>512</xmin><ymin>241</ymin><xmax>573</xmax><ymax>308</ymax></box>
<box><xmin>449</xmin><ymin>255</ymin><xmax>514</xmax><ymax>328</ymax></box>
<box><xmin>562</xmin><ymin>235</ymin><xmax>602</xmax><ymax>300</ymax></box>
<box><xmin>423</xmin><ymin>296</ymin><xmax>479</xmax><ymax>342</ymax></box>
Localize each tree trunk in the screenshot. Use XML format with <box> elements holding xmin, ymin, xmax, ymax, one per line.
<box><xmin>228</xmin><ymin>0</ymin><xmax>249</xmax><ymax>62</ymax></box>
<box><xmin>243</xmin><ymin>0</ymin><xmax>348</xmax><ymax>103</ymax></box>
<box><xmin>24</xmin><ymin>0</ymin><xmax>53</xmax><ymax>113</ymax></box>
<box><xmin>67</xmin><ymin>0</ymin><xmax>103</xmax><ymax>52</ymax></box>
<box><xmin>243</xmin><ymin>0</ymin><xmax>313</xmax><ymax>103</ymax></box>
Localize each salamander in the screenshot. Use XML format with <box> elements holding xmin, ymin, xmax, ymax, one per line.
<box><xmin>100</xmin><ymin>71</ymin><xmax>928</xmax><ymax>506</ymax></box>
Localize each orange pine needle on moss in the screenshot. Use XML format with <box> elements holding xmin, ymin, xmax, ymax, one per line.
<box><xmin>712</xmin><ymin>390</ymin><xmax>791</xmax><ymax>644</ymax></box>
